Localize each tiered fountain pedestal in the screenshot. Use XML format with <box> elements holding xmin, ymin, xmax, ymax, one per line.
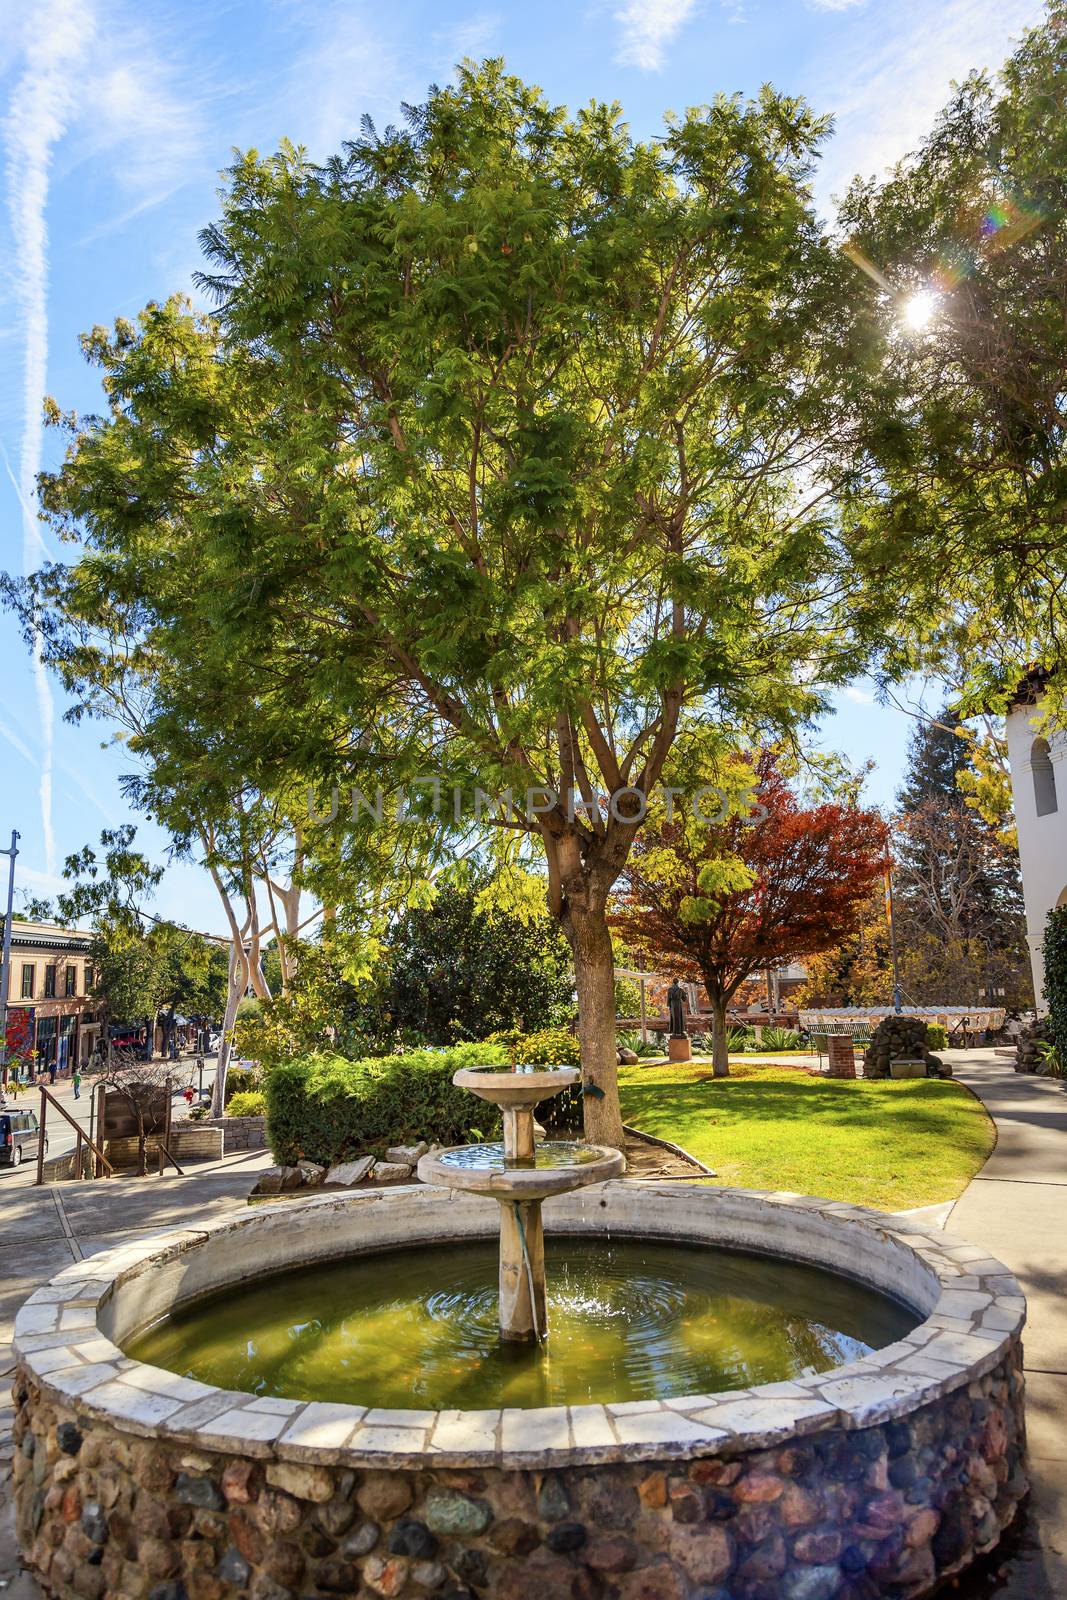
<box><xmin>417</xmin><ymin>1065</ymin><xmax>624</xmax><ymax>1342</ymax></box>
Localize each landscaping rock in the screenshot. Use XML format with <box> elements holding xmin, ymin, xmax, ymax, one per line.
<box><xmin>618</xmin><ymin>1047</ymin><xmax>639</xmax><ymax>1065</ymax></box>
<box><xmin>370</xmin><ymin>1160</ymin><xmax>413</xmax><ymax>1182</ymax></box>
<box><xmin>295</xmin><ymin>1161</ymin><xmax>325</xmax><ymax>1185</ymax></box>
<box><xmin>251</xmin><ymin>1165</ymin><xmax>308</xmax><ymax>1196</ymax></box>
<box><xmin>385</xmin><ymin>1142</ymin><xmax>428</xmax><ymax>1165</ymax></box>
<box><xmin>323</xmin><ymin>1157</ymin><xmax>374</xmax><ymax>1187</ymax></box>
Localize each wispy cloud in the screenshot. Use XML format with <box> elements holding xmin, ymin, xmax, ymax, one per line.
<box><xmin>0</xmin><ymin>716</ymin><xmax>34</xmax><ymax>765</ymax></box>
<box><xmin>613</xmin><ymin>0</ymin><xmax>700</xmax><ymax>69</ymax></box>
<box><xmin>844</xmin><ymin>685</ymin><xmax>875</xmax><ymax>705</ymax></box>
<box><xmin>3</xmin><ymin>0</ymin><xmax>94</xmax><ymax>877</ymax></box>
<box><xmin>815</xmin><ymin>0</ymin><xmax>1045</xmax><ymax>207</ymax></box>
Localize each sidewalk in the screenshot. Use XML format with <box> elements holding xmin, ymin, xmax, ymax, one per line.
<box><xmin>944</xmin><ymin>1049</ymin><xmax>1067</xmax><ymax>1597</ymax></box>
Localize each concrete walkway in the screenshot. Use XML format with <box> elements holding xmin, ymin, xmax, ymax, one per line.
<box><xmin>943</xmin><ymin>1049</ymin><xmax>1067</xmax><ymax>1597</ymax></box>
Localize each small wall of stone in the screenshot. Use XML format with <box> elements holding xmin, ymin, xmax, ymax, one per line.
<box><xmin>11</xmin><ymin>1185</ymin><xmax>1029</xmax><ymax>1600</ymax></box>
<box><xmin>208</xmin><ymin>1115</ymin><xmax>269</xmax><ymax>1153</ymax></box>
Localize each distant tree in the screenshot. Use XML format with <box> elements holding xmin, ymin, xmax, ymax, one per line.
<box><xmin>612</xmin><ymin>754</ymin><xmax>888</xmax><ymax>1075</ymax></box>
<box><xmin>35</xmin><ymin>827</ymin><xmax>230</xmax><ymax>1057</ymax></box>
<box><xmin>388</xmin><ymin>883</ymin><xmax>572</xmax><ymax>1045</ymax></box>
<box><xmin>893</xmin><ymin>714</ymin><xmax>1031</xmax><ymax>1007</ymax></box>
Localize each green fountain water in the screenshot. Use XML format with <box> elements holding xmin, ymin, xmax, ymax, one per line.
<box><xmin>129</xmin><ymin>1236</ymin><xmax>912</xmax><ymax>1411</ymax></box>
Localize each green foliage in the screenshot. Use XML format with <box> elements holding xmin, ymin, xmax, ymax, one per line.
<box><xmin>234</xmin><ymin>935</ymin><xmax>400</xmax><ymax>1070</ymax></box>
<box><xmin>1043</xmin><ymin>906</ymin><xmax>1067</xmax><ymax>1055</ymax></box>
<box><xmin>836</xmin><ymin>6</ymin><xmax>1067</xmax><ymax>705</ymax></box>
<box><xmin>224</xmin><ymin>1065</ymin><xmax>263</xmax><ymax>1103</ymax></box>
<box><xmin>388</xmin><ymin>884</ymin><xmax>572</xmax><ymax>1044</ymax></box>
<box><xmin>265</xmin><ymin>1042</ymin><xmax>509</xmax><ymax>1166</ymax></box>
<box><xmin>925</xmin><ymin>1023</ymin><xmax>949</xmax><ymax>1051</ymax></box>
<box><xmin>1034</xmin><ymin>1039</ymin><xmax>1065</xmax><ymax>1079</ymax></box>
<box><xmin>13</xmin><ymin>61</ymin><xmax>906</xmax><ymax>1149</ymax></box>
<box><xmin>758</xmin><ymin>1026</ymin><xmax>804</xmax><ymax>1051</ymax></box>
<box><xmin>226</xmin><ymin>1090</ymin><xmax>266</xmax><ymax>1117</ymax></box>
<box><xmin>486</xmin><ymin>1027</ymin><xmax>581</xmax><ymax>1066</ymax></box>
<box><xmin>726</xmin><ymin>1026</ymin><xmax>756</xmax><ymax>1052</ymax></box>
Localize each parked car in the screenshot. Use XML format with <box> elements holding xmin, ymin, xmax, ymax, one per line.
<box><xmin>0</xmin><ymin>1108</ymin><xmax>48</xmax><ymax>1167</ymax></box>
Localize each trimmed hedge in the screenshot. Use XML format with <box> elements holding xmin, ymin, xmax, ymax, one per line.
<box><xmin>265</xmin><ymin>1043</ymin><xmax>508</xmax><ymax>1166</ymax></box>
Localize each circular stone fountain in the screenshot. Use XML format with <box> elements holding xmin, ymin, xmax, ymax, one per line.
<box><xmin>10</xmin><ymin>1077</ymin><xmax>1028</xmax><ymax>1600</ymax></box>
<box><xmin>417</xmin><ymin>1064</ymin><xmax>625</xmax><ymax>1342</ymax></box>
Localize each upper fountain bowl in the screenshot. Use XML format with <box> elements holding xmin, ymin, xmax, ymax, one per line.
<box><xmin>453</xmin><ymin>1063</ymin><xmax>580</xmax><ymax>1111</ymax></box>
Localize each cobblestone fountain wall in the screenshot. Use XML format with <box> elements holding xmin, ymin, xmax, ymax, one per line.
<box><xmin>10</xmin><ymin>1185</ymin><xmax>1029</xmax><ymax>1600</ymax></box>
<box><xmin>13</xmin><ymin>1345</ymin><xmax>1025</xmax><ymax>1600</ymax></box>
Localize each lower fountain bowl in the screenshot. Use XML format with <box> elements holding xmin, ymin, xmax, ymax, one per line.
<box><xmin>417</xmin><ymin>1139</ymin><xmax>626</xmax><ymax>1197</ymax></box>
<box><xmin>12</xmin><ymin>1183</ymin><xmax>1027</xmax><ymax>1600</ymax></box>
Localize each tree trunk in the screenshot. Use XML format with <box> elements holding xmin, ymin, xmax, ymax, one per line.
<box><xmin>709</xmin><ymin>997</ymin><xmax>731</xmax><ymax>1079</ymax></box>
<box><xmin>211</xmin><ymin>943</ymin><xmax>245</xmax><ymax>1117</ymax></box>
<box><xmin>565</xmin><ymin>901</ymin><xmax>625</xmax><ymax>1149</ymax></box>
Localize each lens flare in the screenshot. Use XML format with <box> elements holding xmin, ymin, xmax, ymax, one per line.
<box><xmin>902</xmin><ymin>290</ymin><xmax>939</xmax><ymax>331</ymax></box>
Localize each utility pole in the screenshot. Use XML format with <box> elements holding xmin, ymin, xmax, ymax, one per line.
<box><xmin>885</xmin><ymin>858</ymin><xmax>903</xmax><ymax>1014</ymax></box>
<box><xmin>0</xmin><ymin>831</ymin><xmax>20</xmax><ymax>1088</ymax></box>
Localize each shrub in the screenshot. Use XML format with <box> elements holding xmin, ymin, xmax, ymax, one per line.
<box><xmin>758</xmin><ymin>1026</ymin><xmax>803</xmax><ymax>1051</ymax></box>
<box><xmin>224</xmin><ymin>1064</ymin><xmax>263</xmax><ymax>1103</ymax></box>
<box><xmin>265</xmin><ymin>1042</ymin><xmax>508</xmax><ymax>1166</ymax></box>
<box><xmin>226</xmin><ymin>1090</ymin><xmax>266</xmax><ymax>1117</ymax></box>
<box><xmin>486</xmin><ymin>1027</ymin><xmax>581</xmax><ymax>1066</ymax></box>
<box><xmin>484</xmin><ymin>1027</ymin><xmax>583</xmax><ymax>1130</ymax></box>
<box><xmin>1044</xmin><ymin>906</ymin><xmax>1067</xmax><ymax>1054</ymax></box>
<box><xmin>925</xmin><ymin>1023</ymin><xmax>949</xmax><ymax>1051</ymax></box>
<box><xmin>726</xmin><ymin>1026</ymin><xmax>754</xmax><ymax>1052</ymax></box>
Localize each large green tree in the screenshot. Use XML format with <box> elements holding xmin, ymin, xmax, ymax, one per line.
<box><xmin>24</xmin><ymin>66</ymin><xmax>896</xmax><ymax>1145</ymax></box>
<box><xmin>837</xmin><ymin>4</ymin><xmax>1067</xmax><ymax>717</ymax></box>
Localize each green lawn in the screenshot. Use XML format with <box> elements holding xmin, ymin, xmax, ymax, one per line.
<box><xmin>618</xmin><ymin>1060</ymin><xmax>994</xmax><ymax>1211</ymax></box>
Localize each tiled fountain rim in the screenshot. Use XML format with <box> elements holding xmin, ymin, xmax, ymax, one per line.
<box><xmin>12</xmin><ymin>1182</ymin><xmax>1025</xmax><ymax>1472</ymax></box>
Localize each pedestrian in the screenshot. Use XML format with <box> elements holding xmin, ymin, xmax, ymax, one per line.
<box><xmin>72</xmin><ymin>1065</ymin><xmax>82</xmax><ymax>1101</ymax></box>
<box><xmin>48</xmin><ymin>1059</ymin><xmax>57</xmax><ymax>1086</ymax></box>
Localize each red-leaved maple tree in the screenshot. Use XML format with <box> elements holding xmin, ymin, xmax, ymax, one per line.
<box><xmin>612</xmin><ymin>754</ymin><xmax>888</xmax><ymax>1075</ymax></box>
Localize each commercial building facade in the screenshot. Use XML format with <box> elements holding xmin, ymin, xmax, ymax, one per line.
<box><xmin>2</xmin><ymin>921</ymin><xmax>101</xmax><ymax>1078</ymax></box>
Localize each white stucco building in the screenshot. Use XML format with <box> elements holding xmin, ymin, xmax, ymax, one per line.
<box><xmin>1005</xmin><ymin>675</ymin><xmax>1067</xmax><ymax>1009</ymax></box>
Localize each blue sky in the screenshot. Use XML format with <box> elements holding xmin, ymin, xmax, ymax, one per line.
<box><xmin>0</xmin><ymin>0</ymin><xmax>1045</xmax><ymax>933</ymax></box>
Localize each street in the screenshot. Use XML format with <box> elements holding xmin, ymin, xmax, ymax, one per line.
<box><xmin>0</xmin><ymin>1054</ymin><xmax>220</xmax><ymax>1186</ymax></box>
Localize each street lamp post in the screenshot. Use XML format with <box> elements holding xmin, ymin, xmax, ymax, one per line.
<box><xmin>0</xmin><ymin>831</ymin><xmax>21</xmax><ymax>1088</ymax></box>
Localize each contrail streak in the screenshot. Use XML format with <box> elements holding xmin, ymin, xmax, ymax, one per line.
<box><xmin>4</xmin><ymin>0</ymin><xmax>94</xmax><ymax>875</ymax></box>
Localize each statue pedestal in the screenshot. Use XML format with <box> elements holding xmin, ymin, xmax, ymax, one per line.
<box><xmin>668</xmin><ymin>1035</ymin><xmax>692</xmax><ymax>1062</ymax></box>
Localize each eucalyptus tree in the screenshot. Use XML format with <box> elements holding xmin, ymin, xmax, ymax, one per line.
<box><xmin>26</xmin><ymin>66</ymin><xmax>890</xmax><ymax>1146</ymax></box>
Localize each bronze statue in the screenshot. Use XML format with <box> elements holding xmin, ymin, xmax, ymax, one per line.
<box><xmin>666</xmin><ymin>979</ymin><xmax>688</xmax><ymax>1039</ymax></box>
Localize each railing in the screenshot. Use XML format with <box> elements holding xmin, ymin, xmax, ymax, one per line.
<box><xmin>156</xmin><ymin>1141</ymin><xmax>185</xmax><ymax>1177</ymax></box>
<box><xmin>35</xmin><ymin>1085</ymin><xmax>114</xmax><ymax>1185</ymax></box>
